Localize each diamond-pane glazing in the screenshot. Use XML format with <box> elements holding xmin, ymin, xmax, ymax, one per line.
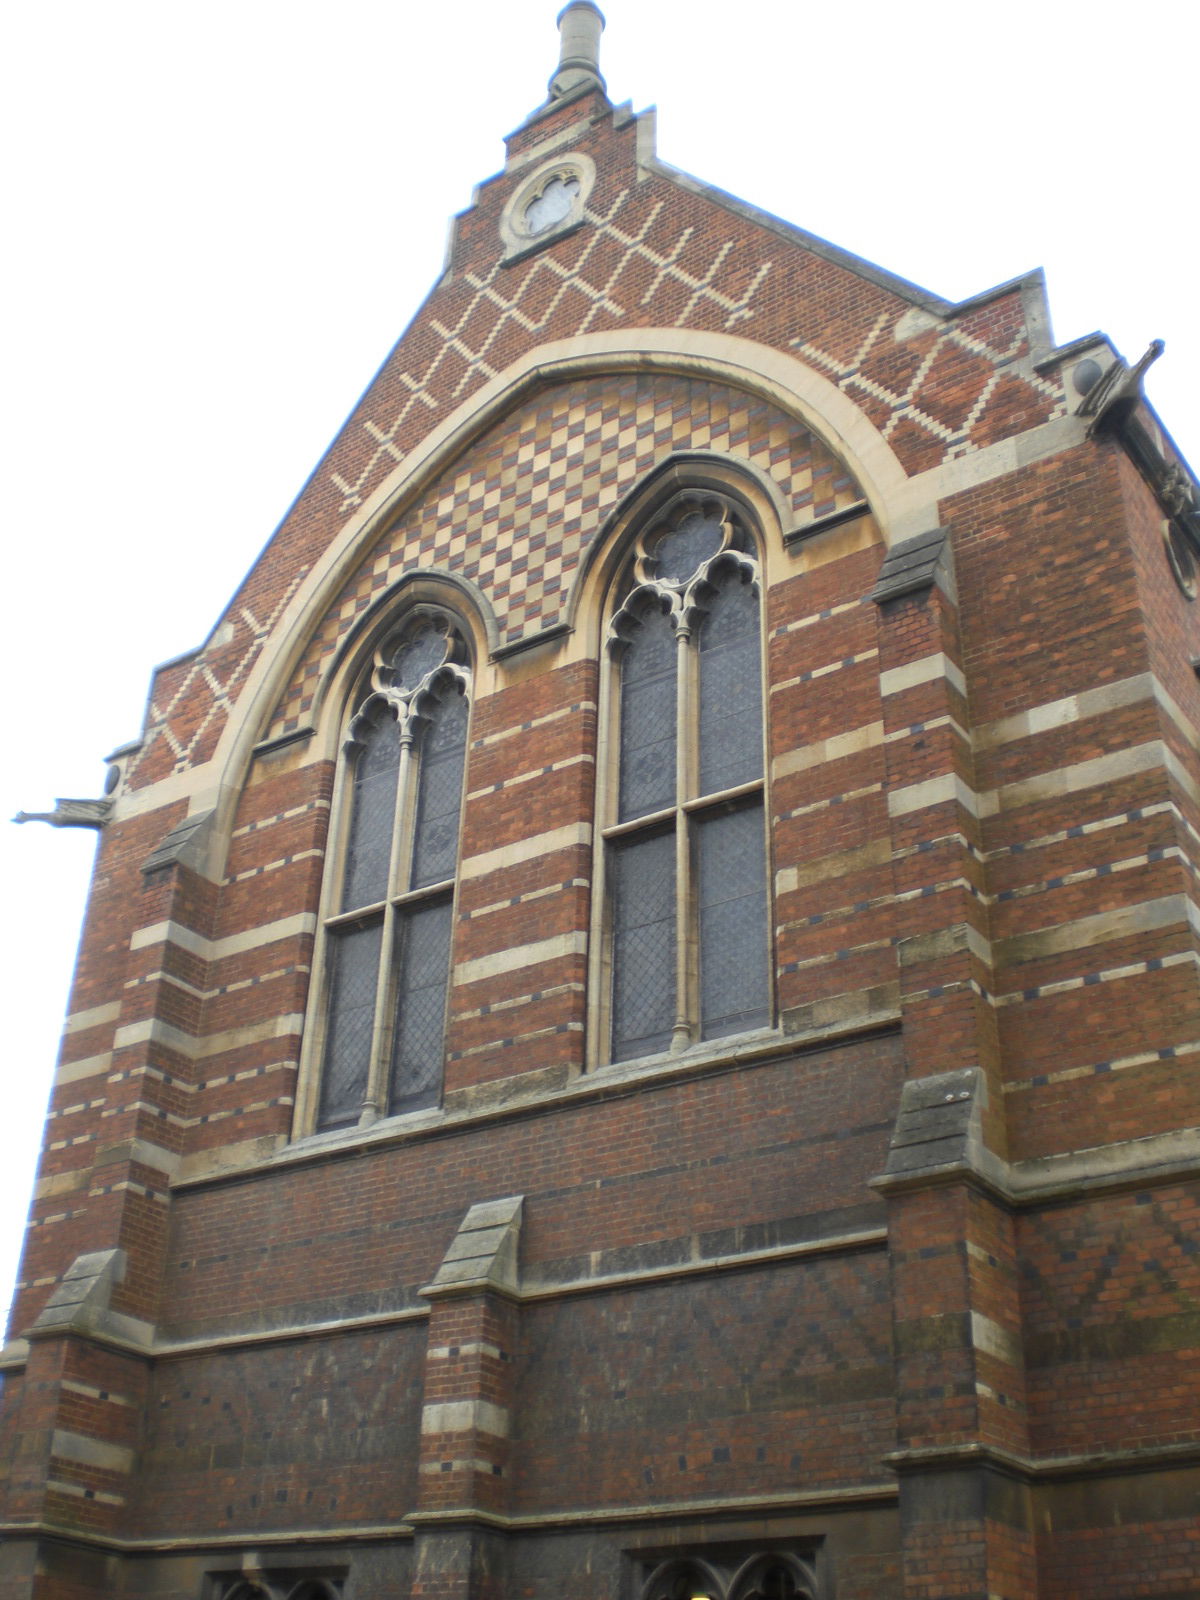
<box><xmin>389</xmin><ymin>897</ymin><xmax>452</xmax><ymax>1114</ymax></box>
<box><xmin>412</xmin><ymin>683</ymin><xmax>467</xmax><ymax>888</ymax></box>
<box><xmin>699</xmin><ymin>575</ymin><xmax>762</xmax><ymax>797</ymax></box>
<box><xmin>696</xmin><ymin>802</ymin><xmax>769</xmax><ymax>1040</ymax></box>
<box><xmin>653</xmin><ymin>509</ymin><xmax>724</xmax><ymax>583</ymax></box>
<box><xmin>610</xmin><ymin>830</ymin><xmax>676</xmax><ymax>1061</ymax></box>
<box><xmin>618</xmin><ymin>605</ymin><xmax>677</xmax><ymax>821</ymax></box>
<box><xmin>318</xmin><ymin>919</ymin><xmax>383</xmax><ymax>1129</ymax></box>
<box><xmin>342</xmin><ymin>714</ymin><xmax>400</xmax><ymax>912</ymax></box>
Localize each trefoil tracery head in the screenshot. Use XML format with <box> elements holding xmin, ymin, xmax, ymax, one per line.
<box><xmin>345</xmin><ymin>608</ymin><xmax>470</xmax><ymax>752</ymax></box>
<box><xmin>609</xmin><ymin>492</ymin><xmax>759</xmax><ymax>650</ymax></box>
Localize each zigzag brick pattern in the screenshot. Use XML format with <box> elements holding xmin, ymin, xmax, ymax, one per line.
<box><xmin>123</xmin><ymin>103</ymin><xmax>1065</xmax><ymax>788</ymax></box>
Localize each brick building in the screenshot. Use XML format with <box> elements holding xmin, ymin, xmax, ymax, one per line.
<box><xmin>3</xmin><ymin>6</ymin><xmax>1200</xmax><ymax>1596</ymax></box>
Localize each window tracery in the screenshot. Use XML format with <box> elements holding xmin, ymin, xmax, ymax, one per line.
<box><xmin>637</xmin><ymin>1550</ymin><xmax>818</xmax><ymax>1600</ymax></box>
<box><xmin>310</xmin><ymin>608</ymin><xmax>470</xmax><ymax>1132</ymax></box>
<box><xmin>213</xmin><ymin>1577</ymin><xmax>343</xmax><ymax>1600</ymax></box>
<box><xmin>524</xmin><ymin>171</ymin><xmax>581</xmax><ymax>234</ymax></box>
<box><xmin>598</xmin><ymin>492</ymin><xmax>772</xmax><ymax>1064</ymax></box>
<box><xmin>498</xmin><ymin>153</ymin><xmax>595</xmax><ymax>260</ymax></box>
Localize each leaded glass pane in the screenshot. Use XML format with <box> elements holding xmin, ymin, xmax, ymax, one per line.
<box><xmin>652</xmin><ymin>509</ymin><xmax>724</xmax><ymax>583</ymax></box>
<box><xmin>698</xmin><ymin>575</ymin><xmax>762</xmax><ymax>796</ymax></box>
<box><xmin>389</xmin><ymin>897</ymin><xmax>453</xmax><ymax>1114</ymax></box>
<box><xmin>696</xmin><ymin>802</ymin><xmax>769</xmax><ymax>1040</ymax></box>
<box><xmin>389</xmin><ymin>624</ymin><xmax>448</xmax><ymax>690</ymax></box>
<box><xmin>618</xmin><ymin>604</ymin><xmax>677</xmax><ymax>822</ymax></box>
<box><xmin>342</xmin><ymin>713</ymin><xmax>401</xmax><ymax>912</ymax></box>
<box><xmin>411</xmin><ymin>681</ymin><xmax>468</xmax><ymax>888</ymax></box>
<box><xmin>610</xmin><ymin>829</ymin><xmax>676</xmax><ymax>1061</ymax></box>
<box><xmin>318</xmin><ymin>919</ymin><xmax>383</xmax><ymax>1129</ymax></box>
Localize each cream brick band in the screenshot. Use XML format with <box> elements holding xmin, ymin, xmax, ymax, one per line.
<box><xmin>51</xmin><ymin>1430</ymin><xmax>135</xmax><ymax>1475</ymax></box>
<box><xmin>454</xmin><ymin>931</ymin><xmax>587</xmax><ymax>987</ymax></box>
<box><xmin>995</xmin><ymin>893</ymin><xmax>1199</xmax><ymax>966</ymax></box>
<box><xmin>471</xmin><ymin>701</ymin><xmax>596</xmax><ymax>749</ymax></box>
<box><xmin>61</xmin><ymin>1001</ymin><xmax>121</xmax><ymax>1036</ymax></box>
<box><xmin>771</xmin><ymin>648</ymin><xmax>879</xmax><ymax>696</ymax></box>
<box><xmin>772</xmin><ymin>720</ymin><xmax>882</xmax><ymax>782</ymax></box>
<box><xmin>460</xmin><ymin>822</ymin><xmax>591</xmax><ymax>880</ymax></box>
<box><xmin>888</xmin><ymin>772</ymin><xmax>978</xmax><ymax>818</ymax></box>
<box><xmin>421</xmin><ymin>1400</ymin><xmax>510</xmax><ymax>1438</ymax></box>
<box><xmin>467</xmin><ymin>752</ymin><xmax>593</xmax><ymax>801</ymax></box>
<box><xmin>129</xmin><ymin>912</ymin><xmax>317</xmax><ymax>960</ymax></box>
<box><xmin>879</xmin><ymin>651</ymin><xmax>966</xmax><ymax>698</ymax></box>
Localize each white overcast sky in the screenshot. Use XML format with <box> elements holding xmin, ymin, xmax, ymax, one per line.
<box><xmin>1</xmin><ymin>0</ymin><xmax>1196</xmax><ymax>1332</ymax></box>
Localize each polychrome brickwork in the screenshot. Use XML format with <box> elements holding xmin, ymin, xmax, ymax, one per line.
<box><xmin>3</xmin><ymin>48</ymin><xmax>1200</xmax><ymax>1600</ymax></box>
<box><xmin>267</xmin><ymin>372</ymin><xmax>863</xmax><ymax>740</ymax></box>
<box><xmin>120</xmin><ymin>92</ymin><xmax>1067</xmax><ymax>795</ymax></box>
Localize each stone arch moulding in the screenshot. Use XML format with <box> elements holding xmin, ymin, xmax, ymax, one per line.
<box><xmin>206</xmin><ymin>328</ymin><xmax>916</xmax><ymax>858</ymax></box>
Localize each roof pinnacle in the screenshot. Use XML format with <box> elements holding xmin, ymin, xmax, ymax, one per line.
<box><xmin>549</xmin><ymin>2</ymin><xmax>606</xmax><ymax>99</ymax></box>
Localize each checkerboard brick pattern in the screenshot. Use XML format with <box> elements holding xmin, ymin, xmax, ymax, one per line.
<box><xmin>267</xmin><ymin>372</ymin><xmax>862</xmax><ymax>739</ymax></box>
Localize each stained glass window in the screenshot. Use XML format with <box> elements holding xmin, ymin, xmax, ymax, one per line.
<box><xmin>605</xmin><ymin>505</ymin><xmax>771</xmax><ymax>1063</ymax></box>
<box><xmin>319</xmin><ymin>921</ymin><xmax>384</xmax><ymax>1129</ymax></box>
<box><xmin>698</xmin><ymin>574</ymin><xmax>762</xmax><ymax>796</ymax></box>
<box><xmin>610</xmin><ymin>830</ymin><xmax>677</xmax><ymax>1061</ymax></box>
<box><xmin>314</xmin><ymin>614</ymin><xmax>469</xmax><ymax>1132</ymax></box>
<box><xmin>341</xmin><ymin>712</ymin><xmax>400</xmax><ymax>912</ymax></box>
<box><xmin>389</xmin><ymin>898</ymin><xmax>454</xmax><ymax>1113</ymax></box>
<box><xmin>390</xmin><ymin>624</ymin><xmax>448</xmax><ymax>689</ymax></box>
<box><xmin>696</xmin><ymin>803</ymin><xmax>769</xmax><ymax>1040</ymax></box>
<box><xmin>411</xmin><ymin>682</ymin><xmax>469</xmax><ymax>888</ymax></box>
<box><xmin>618</xmin><ymin>603</ymin><xmax>677</xmax><ymax>822</ymax></box>
<box><xmin>653</xmin><ymin>508</ymin><xmax>724</xmax><ymax>583</ymax></box>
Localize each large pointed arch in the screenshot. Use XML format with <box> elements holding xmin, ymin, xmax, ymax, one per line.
<box><xmin>202</xmin><ymin>331</ymin><xmax>913</xmax><ymax>874</ymax></box>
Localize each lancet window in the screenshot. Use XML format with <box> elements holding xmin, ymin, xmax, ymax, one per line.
<box><xmin>599</xmin><ymin>492</ymin><xmax>772</xmax><ymax>1064</ymax></box>
<box><xmin>312</xmin><ymin>610</ymin><xmax>469</xmax><ymax>1132</ymax></box>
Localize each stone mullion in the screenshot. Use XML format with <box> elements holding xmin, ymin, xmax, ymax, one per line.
<box><xmin>672</xmin><ymin>620</ymin><xmax>693</xmax><ymax>1051</ymax></box>
<box><xmin>364</xmin><ymin>726</ymin><xmax>415</xmax><ymax>1125</ymax></box>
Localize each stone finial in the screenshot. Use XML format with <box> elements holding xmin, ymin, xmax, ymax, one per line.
<box><xmin>549</xmin><ymin>2</ymin><xmax>606</xmax><ymax>99</ymax></box>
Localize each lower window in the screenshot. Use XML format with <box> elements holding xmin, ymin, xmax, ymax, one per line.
<box><xmin>636</xmin><ymin>1548</ymin><xmax>822</xmax><ymax>1600</ymax></box>
<box><xmin>211</xmin><ymin>1577</ymin><xmax>343</xmax><ymax>1600</ymax></box>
